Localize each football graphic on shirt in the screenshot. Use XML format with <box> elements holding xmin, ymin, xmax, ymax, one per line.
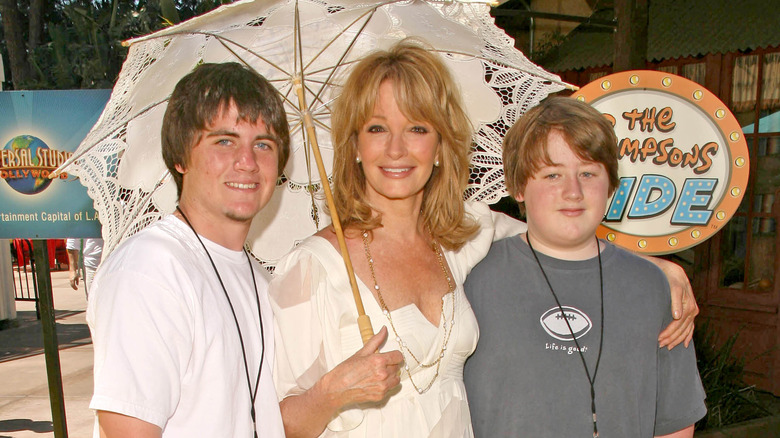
<box><xmin>540</xmin><ymin>306</ymin><xmax>592</xmax><ymax>341</ymax></box>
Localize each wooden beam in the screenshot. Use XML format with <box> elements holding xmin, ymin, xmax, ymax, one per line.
<box><xmin>491</xmin><ymin>9</ymin><xmax>617</xmax><ymax>28</ymax></box>
<box><xmin>613</xmin><ymin>0</ymin><xmax>648</xmax><ymax>71</ymax></box>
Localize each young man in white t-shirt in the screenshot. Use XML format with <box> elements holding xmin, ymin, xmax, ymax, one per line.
<box><xmin>88</xmin><ymin>63</ymin><xmax>290</xmax><ymax>437</ymax></box>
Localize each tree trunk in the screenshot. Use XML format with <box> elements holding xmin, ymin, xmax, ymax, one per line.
<box><xmin>28</xmin><ymin>0</ymin><xmax>45</xmax><ymax>50</ymax></box>
<box><xmin>613</xmin><ymin>0</ymin><xmax>648</xmax><ymax>72</ymax></box>
<box><xmin>0</xmin><ymin>0</ymin><xmax>32</xmax><ymax>88</ymax></box>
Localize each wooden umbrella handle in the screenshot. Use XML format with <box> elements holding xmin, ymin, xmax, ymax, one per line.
<box><xmin>293</xmin><ymin>76</ymin><xmax>374</xmax><ymax>344</ymax></box>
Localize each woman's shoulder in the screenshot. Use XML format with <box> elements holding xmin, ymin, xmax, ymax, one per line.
<box><xmin>463</xmin><ymin>201</ymin><xmax>525</xmax><ymax>236</ymax></box>
<box><xmin>275</xmin><ymin>234</ymin><xmax>336</xmax><ymax>269</ymax></box>
<box><xmin>443</xmin><ymin>202</ymin><xmax>526</xmax><ymax>280</ymax></box>
<box><xmin>459</xmin><ymin>201</ymin><xmax>526</xmax><ymax>250</ymax></box>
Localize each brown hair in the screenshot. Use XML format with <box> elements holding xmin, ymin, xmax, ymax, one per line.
<box><xmin>503</xmin><ymin>96</ymin><xmax>619</xmax><ymax>204</ymax></box>
<box><xmin>162</xmin><ymin>62</ymin><xmax>290</xmax><ymax>198</ymax></box>
<box><xmin>330</xmin><ymin>39</ymin><xmax>478</xmax><ymax>250</ymax></box>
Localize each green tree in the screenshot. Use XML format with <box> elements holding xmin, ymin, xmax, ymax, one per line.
<box><xmin>0</xmin><ymin>0</ymin><xmax>36</xmax><ymax>88</ymax></box>
<box><xmin>1</xmin><ymin>0</ymin><xmax>229</xmax><ymax>90</ymax></box>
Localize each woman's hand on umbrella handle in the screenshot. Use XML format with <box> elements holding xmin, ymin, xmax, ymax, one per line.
<box><xmin>653</xmin><ymin>257</ymin><xmax>699</xmax><ymax>349</ymax></box>
<box><xmin>322</xmin><ymin>326</ymin><xmax>403</xmax><ymax>406</ymax></box>
<box><xmin>279</xmin><ymin>327</ymin><xmax>403</xmax><ymax>438</ymax></box>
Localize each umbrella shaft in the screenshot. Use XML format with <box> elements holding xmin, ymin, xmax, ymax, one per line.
<box><xmin>293</xmin><ymin>76</ymin><xmax>374</xmax><ymax>344</ymax></box>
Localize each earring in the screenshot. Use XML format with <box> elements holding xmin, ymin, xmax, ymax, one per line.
<box><xmin>434</xmin><ymin>160</ymin><xmax>440</xmax><ymax>167</ymax></box>
<box><xmin>356</xmin><ymin>156</ymin><xmax>362</xmax><ymax>164</ymax></box>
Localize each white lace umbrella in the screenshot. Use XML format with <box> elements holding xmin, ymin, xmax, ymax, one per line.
<box><xmin>59</xmin><ymin>0</ymin><xmax>568</xmax><ymax>338</ymax></box>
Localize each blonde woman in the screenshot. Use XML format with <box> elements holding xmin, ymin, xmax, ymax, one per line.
<box><xmin>270</xmin><ymin>40</ymin><xmax>697</xmax><ymax>438</ymax></box>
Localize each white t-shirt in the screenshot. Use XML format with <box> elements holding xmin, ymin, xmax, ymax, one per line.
<box><xmin>88</xmin><ymin>215</ymin><xmax>283</xmax><ymax>437</ymax></box>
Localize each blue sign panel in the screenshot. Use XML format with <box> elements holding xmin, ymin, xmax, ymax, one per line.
<box><xmin>0</xmin><ymin>90</ymin><xmax>111</xmax><ymax>238</ymax></box>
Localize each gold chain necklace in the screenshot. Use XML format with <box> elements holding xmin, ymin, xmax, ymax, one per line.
<box><xmin>362</xmin><ymin>231</ymin><xmax>456</xmax><ymax>394</ymax></box>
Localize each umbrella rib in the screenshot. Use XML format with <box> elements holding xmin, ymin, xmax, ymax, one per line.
<box><xmin>311</xmin><ymin>116</ymin><xmax>331</xmax><ymax>132</ymax></box>
<box><xmin>305</xmin><ymin>8</ymin><xmax>379</xmax><ymax>113</ymax></box>
<box><xmin>301</xmin><ymin>0</ymin><xmax>455</xmax><ymax>82</ymax></box>
<box><xmin>272</xmin><ymin>82</ymin><xmax>301</xmax><ymax>116</ymax></box>
<box><xmin>210</xmin><ymin>33</ymin><xmax>293</xmax><ymax>79</ymax></box>
<box><xmin>293</xmin><ymin>0</ymin><xmax>334</xmax><ymax>119</ymax></box>
<box><xmin>136</xmin><ymin>30</ymin><xmax>294</xmax><ymax>79</ymax></box>
<box><xmin>54</xmin><ymin>100</ymin><xmax>170</xmax><ymax>176</ymax></box>
<box><xmin>297</xmin><ymin>75</ymin><xmax>342</xmax><ymax>115</ymax></box>
<box><xmin>301</xmin><ymin>5</ymin><xmax>378</xmax><ymax>74</ymax></box>
<box><xmin>292</xmin><ymin>0</ymin><xmax>316</xmax><ymax>198</ymax></box>
<box><xmin>310</xmin><ymin>98</ymin><xmax>336</xmax><ymax>126</ymax></box>
<box><xmin>294</xmin><ymin>0</ymin><xmax>303</xmax><ymax>83</ymax></box>
<box><xmin>305</xmin><ymin>58</ymin><xmax>360</xmax><ymax>78</ymax></box>
<box><xmin>426</xmin><ymin>48</ymin><xmax>574</xmax><ymax>89</ymax></box>
<box><xmin>213</xmin><ymin>51</ymin><xmax>300</xmax><ymax>121</ymax></box>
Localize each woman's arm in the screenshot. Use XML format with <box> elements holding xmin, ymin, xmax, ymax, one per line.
<box><xmin>643</xmin><ymin>256</ymin><xmax>699</xmax><ymax>349</ymax></box>
<box><xmin>271</xmin><ymin>245</ymin><xmax>404</xmax><ymax>438</ymax></box>
<box><xmin>279</xmin><ymin>327</ymin><xmax>403</xmax><ymax>438</ymax></box>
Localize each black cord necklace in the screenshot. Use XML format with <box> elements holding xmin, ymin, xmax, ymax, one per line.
<box><xmin>526</xmin><ymin>233</ymin><xmax>605</xmax><ymax>438</ymax></box>
<box><xmin>177</xmin><ymin>207</ymin><xmax>264</xmax><ymax>438</ymax></box>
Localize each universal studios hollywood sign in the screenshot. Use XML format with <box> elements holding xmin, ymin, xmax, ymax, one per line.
<box><xmin>573</xmin><ymin>70</ymin><xmax>750</xmax><ymax>255</ymax></box>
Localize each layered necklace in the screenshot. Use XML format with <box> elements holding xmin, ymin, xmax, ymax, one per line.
<box><xmin>362</xmin><ymin>230</ymin><xmax>455</xmax><ymax>394</ymax></box>
<box><xmin>526</xmin><ymin>233</ymin><xmax>605</xmax><ymax>438</ymax></box>
<box><xmin>177</xmin><ymin>207</ymin><xmax>264</xmax><ymax>438</ymax></box>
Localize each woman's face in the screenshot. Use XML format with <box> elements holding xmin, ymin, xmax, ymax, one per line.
<box><xmin>357</xmin><ymin>80</ymin><xmax>440</xmax><ymax>209</ymax></box>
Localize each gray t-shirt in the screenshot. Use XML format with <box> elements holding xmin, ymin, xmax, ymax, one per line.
<box><xmin>464</xmin><ymin>236</ymin><xmax>706</xmax><ymax>437</ymax></box>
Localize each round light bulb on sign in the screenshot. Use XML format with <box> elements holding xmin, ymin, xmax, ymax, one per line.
<box><xmin>572</xmin><ymin>70</ymin><xmax>749</xmax><ymax>255</ymax></box>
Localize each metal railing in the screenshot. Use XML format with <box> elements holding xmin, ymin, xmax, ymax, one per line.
<box><xmin>11</xmin><ymin>238</ymin><xmax>40</xmax><ymax>319</ymax></box>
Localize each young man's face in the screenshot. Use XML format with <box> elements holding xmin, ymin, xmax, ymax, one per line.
<box><xmin>515</xmin><ymin>130</ymin><xmax>610</xmax><ymax>260</ymax></box>
<box><xmin>175</xmin><ymin>102</ymin><xmax>280</xmax><ymax>227</ymax></box>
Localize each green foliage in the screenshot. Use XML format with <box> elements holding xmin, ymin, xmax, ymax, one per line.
<box><xmin>694</xmin><ymin>320</ymin><xmax>772</xmax><ymax>430</ymax></box>
<box><xmin>531</xmin><ymin>29</ymin><xmax>567</xmax><ymax>64</ymax></box>
<box><xmin>2</xmin><ymin>0</ymin><xmax>233</xmax><ymax>90</ymax></box>
<box><xmin>160</xmin><ymin>0</ymin><xmax>182</xmax><ymax>25</ymax></box>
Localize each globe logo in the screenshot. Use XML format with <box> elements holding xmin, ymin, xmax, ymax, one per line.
<box><xmin>1</xmin><ymin>135</ymin><xmax>56</xmax><ymax>195</ymax></box>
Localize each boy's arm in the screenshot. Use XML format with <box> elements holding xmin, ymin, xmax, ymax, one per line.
<box><xmin>98</xmin><ymin>411</ymin><xmax>162</xmax><ymax>438</ymax></box>
<box><xmin>655</xmin><ymin>424</ymin><xmax>694</xmax><ymax>438</ymax></box>
<box><xmin>91</xmin><ymin>269</ymin><xmax>193</xmax><ymax>434</ymax></box>
<box><xmin>641</xmin><ymin>255</ymin><xmax>699</xmax><ymax>349</ymax></box>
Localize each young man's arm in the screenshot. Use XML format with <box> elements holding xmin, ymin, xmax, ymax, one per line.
<box><xmin>655</xmin><ymin>424</ymin><xmax>694</xmax><ymax>438</ymax></box>
<box><xmin>98</xmin><ymin>411</ymin><xmax>162</xmax><ymax>438</ymax></box>
<box><xmin>90</xmin><ymin>266</ymin><xmax>193</xmax><ymax>437</ymax></box>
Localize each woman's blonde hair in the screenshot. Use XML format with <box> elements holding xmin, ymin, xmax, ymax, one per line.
<box><xmin>330</xmin><ymin>39</ymin><xmax>478</xmax><ymax>250</ymax></box>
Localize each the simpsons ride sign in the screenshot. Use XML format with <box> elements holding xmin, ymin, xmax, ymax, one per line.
<box><xmin>573</xmin><ymin>71</ymin><xmax>749</xmax><ymax>255</ymax></box>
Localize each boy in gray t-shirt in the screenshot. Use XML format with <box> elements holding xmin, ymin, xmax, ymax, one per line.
<box><xmin>464</xmin><ymin>97</ymin><xmax>706</xmax><ymax>437</ymax></box>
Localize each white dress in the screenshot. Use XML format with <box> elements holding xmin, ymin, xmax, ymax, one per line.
<box><xmin>270</xmin><ymin>202</ymin><xmax>525</xmax><ymax>437</ymax></box>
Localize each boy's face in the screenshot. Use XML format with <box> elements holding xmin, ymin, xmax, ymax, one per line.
<box><xmin>175</xmin><ymin>102</ymin><xmax>280</xmax><ymax>226</ymax></box>
<box><xmin>515</xmin><ymin>130</ymin><xmax>610</xmax><ymax>260</ymax></box>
